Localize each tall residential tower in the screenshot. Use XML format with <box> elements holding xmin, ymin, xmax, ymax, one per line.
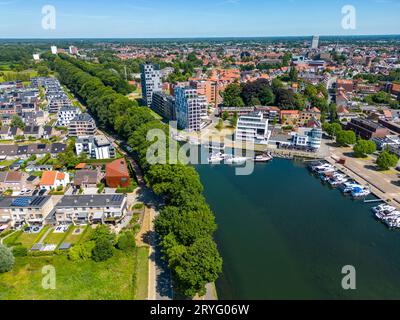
<box><xmin>140</xmin><ymin>63</ymin><xmax>163</xmax><ymax>107</ymax></box>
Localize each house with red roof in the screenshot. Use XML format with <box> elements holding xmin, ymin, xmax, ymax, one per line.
<box><xmin>39</xmin><ymin>171</ymin><xmax>70</xmax><ymax>191</ymax></box>
<box><xmin>106</xmin><ymin>159</ymin><xmax>130</xmax><ymax>188</ymax></box>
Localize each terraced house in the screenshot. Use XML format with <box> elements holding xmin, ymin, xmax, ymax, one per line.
<box><xmin>51</xmin><ymin>194</ymin><xmax>128</xmax><ymax>225</ymax></box>
<box><xmin>0</xmin><ymin>196</ymin><xmax>55</xmax><ymax>228</ymax></box>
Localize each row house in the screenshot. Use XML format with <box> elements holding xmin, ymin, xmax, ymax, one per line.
<box><xmin>53</xmin><ymin>194</ymin><xmax>128</xmax><ymax>225</ymax></box>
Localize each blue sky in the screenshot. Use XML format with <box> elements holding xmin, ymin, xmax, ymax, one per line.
<box><xmin>0</xmin><ymin>0</ymin><xmax>399</xmax><ymax>38</ymax></box>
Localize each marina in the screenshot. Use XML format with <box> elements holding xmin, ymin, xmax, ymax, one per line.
<box><xmin>195</xmin><ymin>158</ymin><xmax>400</xmax><ymax>299</ymax></box>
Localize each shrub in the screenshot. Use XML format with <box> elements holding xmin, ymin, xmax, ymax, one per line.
<box><xmin>92</xmin><ymin>238</ymin><xmax>114</xmax><ymax>262</ymax></box>
<box><xmin>0</xmin><ymin>244</ymin><xmax>15</xmax><ymax>273</ymax></box>
<box><xmin>12</xmin><ymin>246</ymin><xmax>28</xmax><ymax>257</ymax></box>
<box><xmin>68</xmin><ymin>241</ymin><xmax>95</xmax><ymax>261</ymax></box>
<box><xmin>116</xmin><ymin>231</ymin><xmax>136</xmax><ymax>251</ymax></box>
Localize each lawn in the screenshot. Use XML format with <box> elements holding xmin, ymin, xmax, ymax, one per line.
<box><xmin>43</xmin><ymin>227</ymin><xmax>70</xmax><ymax>247</ymax></box>
<box><xmin>63</xmin><ymin>226</ymin><xmax>87</xmax><ymax>244</ymax></box>
<box><xmin>0</xmin><ymin>250</ymin><xmax>138</xmax><ymax>300</ymax></box>
<box><xmin>5</xmin><ymin>226</ymin><xmax>50</xmax><ymax>248</ymax></box>
<box><xmin>135</xmin><ymin>246</ymin><xmax>149</xmax><ymax>300</ymax></box>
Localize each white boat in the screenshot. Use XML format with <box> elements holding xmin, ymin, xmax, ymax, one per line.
<box><xmin>351</xmin><ymin>186</ymin><xmax>371</xmax><ymax>198</ymax></box>
<box><xmin>377</xmin><ymin>210</ymin><xmax>400</xmax><ymax>220</ymax></box>
<box><xmin>328</xmin><ymin>175</ymin><xmax>349</xmax><ymax>187</ymax></box>
<box><xmin>254</xmin><ymin>154</ymin><xmax>273</xmax><ymax>162</ymax></box>
<box><xmin>372</xmin><ymin>204</ymin><xmax>396</xmax><ymax>214</ymax></box>
<box><xmin>208</xmin><ymin>152</ymin><xmax>226</xmax><ymax>163</ymax></box>
<box><xmin>313</xmin><ymin>164</ymin><xmax>334</xmax><ymax>173</ymax></box>
<box><xmin>225</xmin><ymin>156</ymin><xmax>249</xmax><ymax>165</ymax></box>
<box><xmin>340</xmin><ymin>182</ymin><xmax>362</xmax><ymax>193</ymax></box>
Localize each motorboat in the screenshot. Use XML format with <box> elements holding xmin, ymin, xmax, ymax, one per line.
<box><xmin>208</xmin><ymin>152</ymin><xmax>227</xmax><ymax>163</ymax></box>
<box><xmin>372</xmin><ymin>204</ymin><xmax>397</xmax><ymax>214</ymax></box>
<box><xmin>351</xmin><ymin>186</ymin><xmax>371</xmax><ymax>198</ymax></box>
<box><xmin>376</xmin><ymin>210</ymin><xmax>400</xmax><ymax>220</ymax></box>
<box><xmin>254</xmin><ymin>153</ymin><xmax>273</xmax><ymax>162</ymax></box>
<box><xmin>313</xmin><ymin>164</ymin><xmax>334</xmax><ymax>173</ymax></box>
<box><xmin>340</xmin><ymin>181</ymin><xmax>361</xmax><ymax>193</ymax></box>
<box><xmin>328</xmin><ymin>174</ymin><xmax>349</xmax><ymax>187</ymax></box>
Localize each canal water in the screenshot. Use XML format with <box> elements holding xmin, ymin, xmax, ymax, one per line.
<box><xmin>195</xmin><ymin>158</ymin><xmax>400</xmax><ymax>299</ymax></box>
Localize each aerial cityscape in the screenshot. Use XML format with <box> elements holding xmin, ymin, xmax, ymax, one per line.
<box><xmin>0</xmin><ymin>0</ymin><xmax>400</xmax><ymax>310</ymax></box>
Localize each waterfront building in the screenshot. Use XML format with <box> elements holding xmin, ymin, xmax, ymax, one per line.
<box><xmin>346</xmin><ymin>118</ymin><xmax>390</xmax><ymax>140</ymax></box>
<box><xmin>140</xmin><ymin>63</ymin><xmax>163</xmax><ymax>107</ymax></box>
<box><xmin>174</xmin><ymin>86</ymin><xmax>207</xmax><ymax>131</ymax></box>
<box><xmin>291</xmin><ymin>127</ymin><xmax>323</xmax><ymax>150</ymax></box>
<box><xmin>235</xmin><ymin>111</ymin><xmax>270</xmax><ymax>144</ymax></box>
<box><xmin>151</xmin><ymin>91</ymin><xmax>176</xmax><ymax>120</ymax></box>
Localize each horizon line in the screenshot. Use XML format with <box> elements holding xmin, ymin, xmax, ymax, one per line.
<box><xmin>1</xmin><ymin>33</ymin><xmax>400</xmax><ymax>41</ymax></box>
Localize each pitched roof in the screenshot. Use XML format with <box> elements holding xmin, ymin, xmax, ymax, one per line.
<box><xmin>106</xmin><ymin>159</ymin><xmax>129</xmax><ymax>177</ymax></box>
<box><xmin>40</xmin><ymin>171</ymin><xmax>66</xmax><ymax>186</ymax></box>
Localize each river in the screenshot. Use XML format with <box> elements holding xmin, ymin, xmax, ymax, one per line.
<box><xmin>195</xmin><ymin>158</ymin><xmax>400</xmax><ymax>299</ymax></box>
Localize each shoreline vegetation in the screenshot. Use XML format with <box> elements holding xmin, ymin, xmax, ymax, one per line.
<box><xmin>45</xmin><ymin>53</ymin><xmax>222</xmax><ymax>298</ymax></box>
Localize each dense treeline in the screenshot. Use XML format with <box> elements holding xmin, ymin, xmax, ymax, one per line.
<box><xmin>58</xmin><ymin>54</ymin><xmax>132</xmax><ymax>95</ymax></box>
<box><xmin>46</xmin><ymin>55</ymin><xmax>222</xmax><ymax>298</ymax></box>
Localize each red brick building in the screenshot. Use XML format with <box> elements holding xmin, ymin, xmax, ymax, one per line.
<box><xmin>106</xmin><ymin>159</ymin><xmax>130</xmax><ymax>188</ymax></box>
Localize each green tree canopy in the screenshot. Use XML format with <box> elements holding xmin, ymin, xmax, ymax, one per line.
<box><xmin>0</xmin><ymin>244</ymin><xmax>15</xmax><ymax>273</ymax></box>
<box><xmin>376</xmin><ymin>150</ymin><xmax>398</xmax><ymax>171</ymax></box>
<box><xmin>353</xmin><ymin>139</ymin><xmax>377</xmax><ymax>158</ymax></box>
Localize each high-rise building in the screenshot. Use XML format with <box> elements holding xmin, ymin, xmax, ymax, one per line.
<box><xmin>174</xmin><ymin>86</ymin><xmax>207</xmax><ymax>132</ymax></box>
<box><xmin>311</xmin><ymin>35</ymin><xmax>319</xmax><ymax>49</ymax></box>
<box><xmin>151</xmin><ymin>91</ymin><xmax>176</xmax><ymax>121</ymax></box>
<box><xmin>140</xmin><ymin>64</ymin><xmax>162</xmax><ymax>107</ymax></box>
<box><xmin>51</xmin><ymin>46</ymin><xmax>58</xmax><ymax>55</ymax></box>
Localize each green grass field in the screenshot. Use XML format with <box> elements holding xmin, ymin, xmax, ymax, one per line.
<box><xmin>42</xmin><ymin>228</ymin><xmax>70</xmax><ymax>247</ymax></box>
<box><xmin>0</xmin><ymin>249</ymin><xmax>140</xmax><ymax>300</ymax></box>
<box><xmin>135</xmin><ymin>246</ymin><xmax>149</xmax><ymax>300</ymax></box>
<box><xmin>61</xmin><ymin>226</ymin><xmax>87</xmax><ymax>244</ymax></box>
<box><xmin>5</xmin><ymin>226</ymin><xmax>50</xmax><ymax>248</ymax></box>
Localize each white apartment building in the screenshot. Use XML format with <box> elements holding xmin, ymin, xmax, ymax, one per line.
<box><xmin>140</xmin><ymin>64</ymin><xmax>163</xmax><ymax>107</ymax></box>
<box><xmin>235</xmin><ymin>112</ymin><xmax>270</xmax><ymax>144</ymax></box>
<box><xmin>75</xmin><ymin>135</ymin><xmax>116</xmax><ymax>160</ymax></box>
<box><xmin>57</xmin><ymin>106</ymin><xmax>82</xmax><ymax>126</ymax></box>
<box><xmin>291</xmin><ymin>128</ymin><xmax>323</xmax><ymax>150</ymax></box>
<box><xmin>175</xmin><ymin>86</ymin><xmax>208</xmax><ymax>132</ymax></box>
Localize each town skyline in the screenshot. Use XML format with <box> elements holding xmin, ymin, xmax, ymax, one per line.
<box><xmin>1</xmin><ymin>0</ymin><xmax>399</xmax><ymax>38</ymax></box>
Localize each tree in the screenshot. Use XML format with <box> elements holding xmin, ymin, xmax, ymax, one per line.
<box><xmin>116</xmin><ymin>231</ymin><xmax>136</xmax><ymax>251</ymax></box>
<box><xmin>92</xmin><ymin>238</ymin><xmax>114</xmax><ymax>262</ymax></box>
<box><xmin>323</xmin><ymin>122</ymin><xmax>342</xmax><ymax>137</ymax></box>
<box><xmin>91</xmin><ymin>225</ymin><xmax>116</xmax><ymax>244</ymax></box>
<box><xmin>229</xmin><ymin>112</ymin><xmax>239</xmax><ymax>128</ymax></box>
<box><xmin>0</xmin><ymin>244</ymin><xmax>14</xmax><ymax>273</ymax></box>
<box><xmin>11</xmin><ymin>115</ymin><xmax>25</xmax><ymax>130</ymax></box>
<box><xmin>336</xmin><ymin>130</ymin><xmax>356</xmax><ymax>147</ymax></box>
<box><xmin>221</xmin><ymin>83</ymin><xmax>244</xmax><ymax>107</ymax></box>
<box><xmin>376</xmin><ymin>150</ymin><xmax>399</xmax><ymax>171</ymax></box>
<box><xmin>215</xmin><ymin>119</ymin><xmax>224</xmax><ymax>131</ymax></box>
<box><xmin>289</xmin><ymin>67</ymin><xmax>298</xmax><ymax>82</ymax></box>
<box><xmin>221</xmin><ymin>111</ymin><xmax>229</xmax><ymax>121</ymax></box>
<box><xmin>353</xmin><ymin>139</ymin><xmax>377</xmax><ymax>158</ymax></box>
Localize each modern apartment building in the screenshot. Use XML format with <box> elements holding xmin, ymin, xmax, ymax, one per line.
<box><xmin>68</xmin><ymin>113</ymin><xmax>97</xmax><ymax>137</ymax></box>
<box><xmin>235</xmin><ymin>112</ymin><xmax>270</xmax><ymax>144</ymax></box>
<box><xmin>75</xmin><ymin>135</ymin><xmax>116</xmax><ymax>160</ymax></box>
<box><xmin>53</xmin><ymin>195</ymin><xmax>128</xmax><ymax>225</ymax></box>
<box><xmin>291</xmin><ymin>128</ymin><xmax>323</xmax><ymax>150</ymax></box>
<box><xmin>311</xmin><ymin>35</ymin><xmax>319</xmax><ymax>49</ymax></box>
<box><xmin>174</xmin><ymin>86</ymin><xmax>207</xmax><ymax>131</ymax></box>
<box><xmin>140</xmin><ymin>63</ymin><xmax>163</xmax><ymax>107</ymax></box>
<box><xmin>0</xmin><ymin>196</ymin><xmax>55</xmax><ymax>228</ymax></box>
<box><xmin>57</xmin><ymin>106</ymin><xmax>81</xmax><ymax>126</ymax></box>
<box><xmin>346</xmin><ymin>118</ymin><xmax>390</xmax><ymax>140</ymax></box>
<box><xmin>151</xmin><ymin>91</ymin><xmax>176</xmax><ymax>120</ymax></box>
